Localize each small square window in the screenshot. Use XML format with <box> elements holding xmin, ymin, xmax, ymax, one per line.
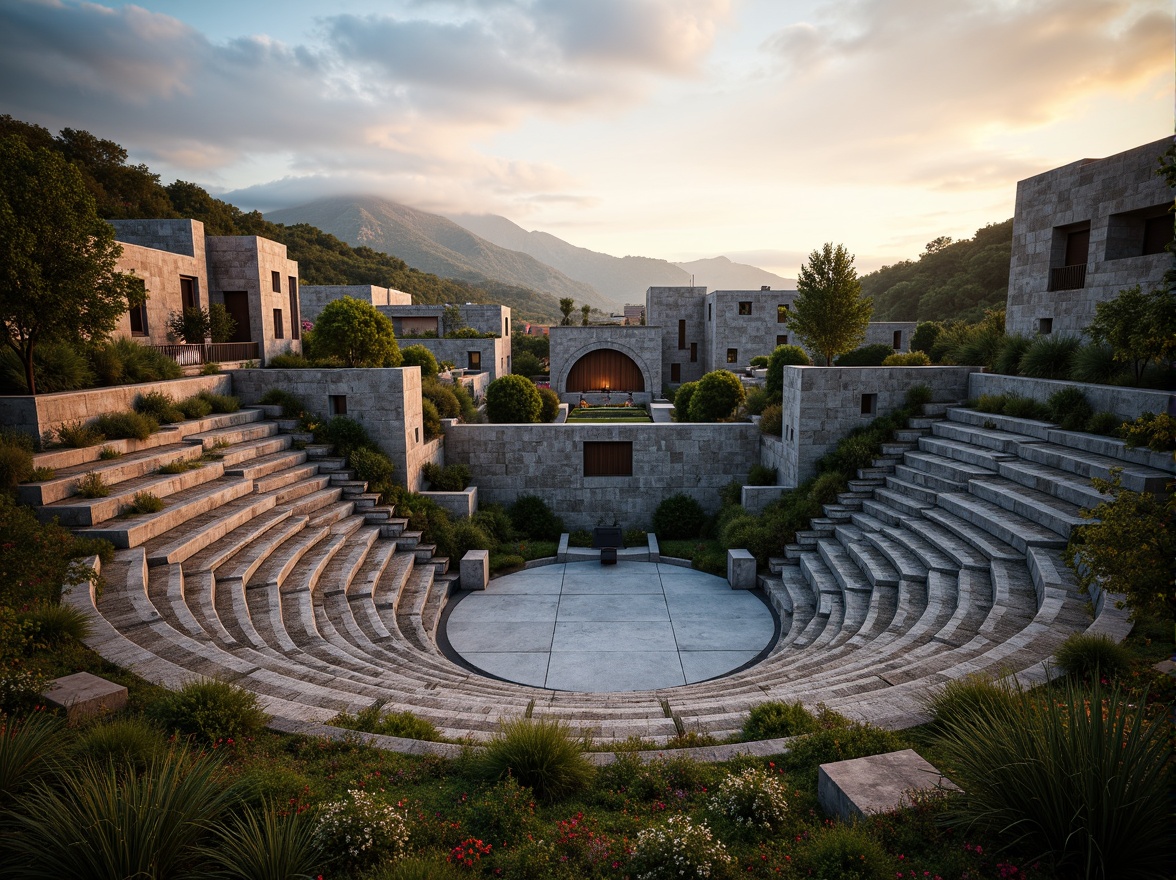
<box><xmin>726</xmin><ymin>348</ymin><xmax>738</xmax><ymax>364</ymax></box>
<box><xmin>861</xmin><ymin>393</ymin><xmax>877</xmax><ymax>416</ymax></box>
<box><xmin>271</xmin><ymin>271</ymin><xmax>281</xmax><ymax>292</ymax></box>
<box><xmin>468</xmin><ymin>351</ymin><xmax>481</xmax><ymax>370</ymax></box>
<box><xmin>329</xmin><ymin>395</ymin><xmax>347</xmax><ymax>415</ymax></box>
<box><xmin>738</xmin><ymin>301</ymin><xmax>752</xmax><ymax>315</ymax></box>
<box><xmin>273</xmin><ymin>308</ymin><xmax>284</xmax><ymax>339</ymax></box>
<box><xmin>777</xmin><ymin>304</ymin><xmax>789</xmax><ymax>323</ymax></box>
<box><xmin>776</xmin><ymin>334</ymin><xmax>789</xmax><ymax>346</ymax></box>
<box><xmin>1038</xmin><ymin>318</ymin><xmax>1053</xmax><ymax>335</ymax></box>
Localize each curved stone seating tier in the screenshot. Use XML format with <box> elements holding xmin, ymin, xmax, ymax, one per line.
<box><xmin>47</xmin><ymin>403</ymin><xmax>1158</xmax><ymax>745</ymax></box>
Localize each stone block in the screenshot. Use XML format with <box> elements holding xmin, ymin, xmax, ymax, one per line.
<box><xmin>727</xmin><ymin>549</ymin><xmax>756</xmax><ymax>589</ymax></box>
<box><xmin>460</xmin><ymin>549</ymin><xmax>489</xmax><ymax>590</ymax></box>
<box><xmin>818</xmin><ymin>749</ymin><xmax>958</xmax><ymax>821</ymax></box>
<box><xmin>42</xmin><ymin>672</ymin><xmax>128</xmax><ymax>722</ymax></box>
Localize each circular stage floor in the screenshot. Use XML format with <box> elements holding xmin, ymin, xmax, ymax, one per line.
<box><xmin>442</xmin><ymin>561</ymin><xmax>777</xmax><ymax>692</ymax></box>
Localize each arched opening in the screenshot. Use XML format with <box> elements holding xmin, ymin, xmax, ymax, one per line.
<box><xmin>565</xmin><ymin>349</ymin><xmax>646</xmax><ymax>392</ymax></box>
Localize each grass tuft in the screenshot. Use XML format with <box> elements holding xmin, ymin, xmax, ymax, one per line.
<box><xmin>474</xmin><ymin>716</ymin><xmax>595</xmax><ymax>802</ymax></box>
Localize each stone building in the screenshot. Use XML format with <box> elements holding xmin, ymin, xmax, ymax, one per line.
<box><xmin>1005</xmin><ymin>137</ymin><xmax>1173</xmax><ymax>338</ymax></box>
<box><xmin>109</xmin><ymin>219</ymin><xmax>300</xmax><ymax>366</ymax></box>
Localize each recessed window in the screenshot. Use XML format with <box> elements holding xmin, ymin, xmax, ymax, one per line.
<box><xmin>892</xmin><ymin>330</ymin><xmax>902</xmax><ymax>350</ymax></box>
<box><xmin>776</xmin><ymin>334</ymin><xmax>789</xmax><ymax>346</ymax></box>
<box><xmin>860</xmin><ymin>393</ymin><xmax>877</xmax><ymax>416</ymax></box>
<box><xmin>415</xmin><ymin>427</ymin><xmax>420</xmax><ymax>443</ymax></box>
<box><xmin>678</xmin><ymin>319</ymin><xmax>686</xmax><ymax>350</ymax></box>
<box><xmin>1142</xmin><ymin>215</ymin><xmax>1172</xmax><ymax>255</ymax></box>
<box><xmin>468</xmin><ymin>351</ymin><xmax>481</xmax><ymax>370</ymax></box>
<box><xmin>670</xmin><ymin>363</ymin><xmax>681</xmax><ymax>382</ymax></box>
<box><xmin>180</xmin><ymin>276</ymin><xmax>197</xmax><ymax>311</ymax></box>
<box><xmin>738</xmin><ymin>301</ymin><xmax>752</xmax><ymax>315</ymax></box>
<box><xmin>777</xmin><ymin>304</ymin><xmax>789</xmax><ymax>323</ymax></box>
<box><xmin>726</xmin><ymin>348</ymin><xmax>738</xmax><ymax>364</ymax></box>
<box><xmin>271</xmin><ymin>271</ymin><xmax>281</xmax><ymax>292</ymax></box>
<box><xmin>689</xmin><ymin>342</ymin><xmax>697</xmax><ymax>363</ymax></box>
<box><xmin>289</xmin><ymin>278</ymin><xmax>300</xmax><ymax>340</ymax></box>
<box><xmin>708</xmin><ymin>303</ymin><xmax>712</xmax><ymax>321</ymax></box>
<box><xmin>329</xmin><ymin>395</ymin><xmax>347</xmax><ymax>415</ymax></box>
<box><xmin>1038</xmin><ymin>318</ymin><xmax>1053</xmax><ymax>335</ymax></box>
<box><xmin>584</xmin><ymin>441</ymin><xmax>632</xmax><ymax>477</ymax></box>
<box><xmin>273</xmin><ymin>308</ymin><xmax>284</xmax><ymax>340</ymax></box>
<box><xmin>129</xmin><ymin>302</ymin><xmax>148</xmax><ymax>336</ymax></box>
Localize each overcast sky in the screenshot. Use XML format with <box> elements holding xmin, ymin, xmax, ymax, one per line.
<box><xmin>0</xmin><ymin>0</ymin><xmax>1170</xmax><ymax>276</ymax></box>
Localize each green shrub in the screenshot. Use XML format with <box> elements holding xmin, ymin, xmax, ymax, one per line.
<box><xmin>157</xmin><ymin>458</ymin><xmax>204</xmax><ymax>475</ymax></box>
<box><xmin>330</xmin><ymin>700</ymin><xmax>441</xmax><ymax>741</ymax></box>
<box><xmin>780</xmin><ymin>721</ymin><xmax>905</xmax><ymax>786</ymax></box>
<box><xmin>472</xmin><ymin>503</ymin><xmax>515</xmax><ymax>543</ymax></box>
<box><xmin>1019</xmin><ymin>334</ymin><xmax>1080</xmax><ymax>379</ymax></box>
<box><xmin>17</xmin><ymin>601</ymin><xmax>92</xmax><ymax>645</ymax></box>
<box><xmin>799</xmin><ymin>823</ymin><xmax>893</xmax><ymax>880</ymax></box>
<box><xmin>371</xmin><ymin>857</ymin><xmax>464</xmax><ymax>880</ymax></box>
<box><xmin>474</xmin><ymin>716</ymin><xmax>594</xmax><ymax>802</ymax></box>
<box><xmin>904</xmin><ymin>383</ymin><xmax>933</xmax><ymax>408</ymax></box>
<box><xmin>747</xmin><ymin>464</ymin><xmax>776</xmax><ymax>486</ymax></box>
<box><xmin>97</xmin><ymin>444</ymin><xmax>122</xmax><ymax>459</ymax></box>
<box><xmin>125</xmin><ymin>491</ymin><xmax>164</xmax><ymax>515</ymax></box>
<box><xmin>1071</xmin><ymin>342</ymin><xmax>1126</xmax><ymax>385</ymax></box>
<box><xmin>749</xmin><ymin>355</ymin><xmax>770</xmax><ymax>368</ymax></box>
<box><xmin>568</xmin><ymin>528</ymin><xmax>592</xmax><ymax>547</ymax></box>
<box><xmin>317</xmin><ymin>415</ymin><xmax>374</xmax><ymax>458</ymax></box>
<box><xmin>824</xmin><ymin>433</ymin><xmax>876</xmax><ymax>473</ymax></box>
<box><xmin>0</xmin><ymin>712</ymin><xmax>67</xmax><ymax>800</ymax></box>
<box><xmin>741</xmin><ymin>700</ymin><xmax>818</xmax><ymax>741</ymax></box>
<box><xmin>73</xmin><ymin>717</ymin><xmax>165</xmax><ymax>774</ymax></box>
<box><xmin>993</xmin><ymin>333</ymin><xmax>1032</xmax><ymax>375</ymax></box>
<box><xmin>743</xmin><ymin>386</ymin><xmax>770</xmax><ymax>416</ymax></box>
<box><xmin>688</xmin><ymin>370</ymin><xmax>746</xmax><ymax>422</ymax></box>
<box><xmin>881</xmin><ymin>350</ymin><xmax>931</xmax><ymax>366</ymax></box>
<box><xmin>422</xmin><ymin>376</ymin><xmax>461</xmax><ymax>420</ymax></box>
<box><xmin>55</xmin><ymin>420</ymin><xmax>105</xmax><ymax>448</ymax></box>
<box><xmin>1002</xmin><ymin>394</ymin><xmax>1047</xmax><ymax>420</ymax></box>
<box><xmin>4</xmin><ymin>342</ymin><xmax>96</xmax><ymax>393</ymax></box>
<box><xmin>90</xmin><ymin>338</ymin><xmax>182</xmax><ymax>384</ymax></box>
<box><xmin>421</xmin><ymin>397</ymin><xmax>442</xmax><ymax>440</ymax></box>
<box><xmin>924</xmin><ymin>675</ymin><xmax>1021</xmax><ymax>731</ymax></box>
<box><xmin>199</xmin><ymin>361</ymin><xmax>221</xmax><ymax>375</ymax></box>
<box><xmin>911</xmin><ymin>320</ymin><xmax>942</xmax><ymax>355</ymax></box>
<box><xmin>765</xmin><ymin>344</ymin><xmax>811</xmax><ymax>396</ymax></box>
<box><xmin>623</xmin><ymin>526</ymin><xmax>647</xmax><ymax>546</ymax></box>
<box><xmin>176</xmin><ymin>395</ymin><xmax>213</xmax><ymax>420</ymax></box>
<box><xmin>934</xmin><ymin>679</ymin><xmax>1171</xmax><ymax>879</ymax></box>
<box><xmin>629</xmin><ymin>814</ymin><xmax>731</xmax><ymax>880</ymax></box>
<box><xmin>349</xmin><ymin>446</ymin><xmax>396</xmax><ymax>498</ymax></box>
<box><xmin>707</xmin><ymin>765</ymin><xmax>790</xmax><ymax>831</ymax></box>
<box><xmin>0</xmin><ymin>439</ymin><xmax>33</xmax><ymax>495</ymax></box>
<box><xmin>653</xmin><ymin>493</ymin><xmax>708</xmax><ymax>540</ymax></box>
<box><xmin>204</xmin><ymin>803</ymin><xmax>327</xmax><ymax>880</ymax></box>
<box><xmin>758</xmin><ymin>403</ymin><xmax>782</xmax><ymax>436</ymax></box>
<box><xmin>400</xmin><ymin>343</ymin><xmax>440</xmax><ymax>377</ymax></box>
<box><xmin>75</xmin><ymin>471</ymin><xmax>110</xmax><ymax>498</ymax></box>
<box><xmin>1046</xmin><ymin>387</ymin><xmax>1093</xmax><ymax>431</ymax></box>
<box><xmin>672</xmin><ymin>380</ymin><xmax>697</xmax><ymax>421</ymax></box>
<box><xmin>28</xmin><ymin>466</ymin><xmax>54</xmax><ymax>481</ymax></box>
<box><xmin>1120</xmin><ymin>411</ymin><xmax>1176</xmax><ymax>451</ymax></box>
<box><xmin>509</xmin><ymin>495</ymin><xmax>564</xmax><ymax>541</ymax></box>
<box><xmin>1085</xmin><ymin>411</ymin><xmax>1123</xmax><ymax>436</ymax></box>
<box><xmin>537</xmin><ymin>385</ymin><xmax>561</xmax><ymax>422</ymax></box>
<box><xmin>450</xmin><ymin>519</ymin><xmax>494</xmax><ymax>561</ymax></box>
<box><xmin>265</xmin><ymin>352</ymin><xmax>312</xmax><ymax>368</ymax></box>
<box><xmin>451</xmin><ymin>380</ymin><xmax>480</xmax><ymax>422</ymax></box>
<box><xmin>197</xmin><ymin>391</ymin><xmax>240</xmax><ymax>413</ymax></box>
<box><xmin>834</xmin><ymin>343</ymin><xmax>894</xmax><ymax>366</ymax></box>
<box><xmin>486</xmin><ymin>374</ymin><xmax>542</xmax><ymax>423</ymax></box>
<box><xmin>150</xmin><ymin>678</ymin><xmax>268</xmax><ymax>744</ymax></box>
<box><xmin>134</xmin><ymin>390</ymin><xmax>184</xmax><ymax>424</ymax></box>
<box><xmin>489</xmin><ymin>552</ymin><xmax>525</xmax><ymax>572</ymax></box>
<box><xmin>422</xmin><ymin>461</ymin><xmax>470</xmax><ymax>491</ymax></box>
<box><xmin>1053</xmin><ymin>632</ymin><xmax>1132</xmax><ymax>682</ymax></box>
<box><xmin>92</xmin><ymin>410</ymin><xmax>158</xmax><ymax>441</ymax></box>
<box><xmin>258</xmin><ymin>388</ymin><xmax>307</xmax><ymax>417</ymax></box>
<box><xmin>972</xmin><ymin>393</ymin><xmax>1006</xmax><ymax>414</ymax></box>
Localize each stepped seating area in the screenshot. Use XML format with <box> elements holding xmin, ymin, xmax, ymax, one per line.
<box><xmin>42</xmin><ymin>403</ymin><xmax>1166</xmax><ymax>745</ymax></box>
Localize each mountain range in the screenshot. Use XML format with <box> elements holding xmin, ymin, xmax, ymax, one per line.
<box><xmin>266</xmin><ymin>196</ymin><xmax>793</xmax><ymax>315</ymax></box>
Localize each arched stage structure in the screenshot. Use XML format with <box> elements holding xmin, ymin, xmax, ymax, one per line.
<box><xmin>565</xmin><ymin>349</ymin><xmax>645</xmax><ymax>393</ymax></box>
<box><xmin>547</xmin><ymin>326</ymin><xmax>662</xmax><ymax>405</ymax></box>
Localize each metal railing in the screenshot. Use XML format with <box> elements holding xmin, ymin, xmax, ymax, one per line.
<box><xmin>149</xmin><ymin>342</ymin><xmax>259</xmax><ymax>365</ymax></box>
<box><xmin>1048</xmin><ymin>263</ymin><xmax>1087</xmax><ymax>291</ymax></box>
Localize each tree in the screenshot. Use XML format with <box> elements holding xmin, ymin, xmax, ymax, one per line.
<box><xmin>512</xmin><ymin>350</ymin><xmax>544</xmax><ymax>377</ymax></box>
<box><xmin>537</xmin><ymin>386</ymin><xmax>561</xmax><ymax>422</ymax></box>
<box><xmin>687</xmin><ymin>370</ymin><xmax>746</xmax><ymax>422</ymax></box>
<box><xmin>312</xmin><ymin>296</ymin><xmax>402</xmax><ymax>368</ymax></box>
<box><xmin>788</xmin><ymin>243</ymin><xmax>872</xmax><ymax>366</ymax></box>
<box><xmin>400</xmin><ymin>344</ymin><xmax>439</xmax><ymax>378</ymax></box>
<box><xmin>672</xmin><ymin>381</ymin><xmax>698</xmax><ymax>422</ymax></box>
<box><xmin>1085</xmin><ymin>285</ymin><xmax>1176</xmax><ymax>383</ymax></box>
<box><xmin>559</xmin><ymin>297</ymin><xmax>575</xmax><ymax>326</ymax></box>
<box><xmin>512</xmin><ymin>330</ymin><xmax>549</xmax><ymax>362</ymax></box>
<box><xmin>580</xmin><ymin>304</ymin><xmax>590</xmax><ymax>326</ymax></box>
<box><xmin>0</xmin><ymin>136</ymin><xmax>139</xmax><ymax>395</ymax></box>
<box><xmin>485</xmin><ymin>374</ymin><xmax>542</xmax><ymax>423</ymax></box>
<box><xmin>764</xmin><ymin>344</ymin><xmax>811</xmax><ymax>396</ymax></box>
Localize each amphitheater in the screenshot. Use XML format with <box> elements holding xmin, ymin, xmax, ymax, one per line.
<box><xmin>29</xmin><ymin>398</ymin><xmax>1169</xmax><ymax>749</ymax></box>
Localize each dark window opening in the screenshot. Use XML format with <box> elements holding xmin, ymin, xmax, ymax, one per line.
<box><xmin>329</xmin><ymin>395</ymin><xmax>347</xmax><ymax>416</ymax></box>
<box><xmin>584</xmin><ymin>441</ymin><xmax>633</xmax><ymax>477</ymax></box>
<box><xmin>222</xmin><ymin>291</ymin><xmax>251</xmax><ymax>343</ymax></box>
<box><xmin>777</xmin><ymin>334</ymin><xmax>789</xmax><ymax>346</ymax></box>
<box><xmin>678</xmin><ymin>319</ymin><xmax>686</xmax><ymax>350</ymax></box>
<box><xmin>129</xmin><ymin>302</ymin><xmax>148</xmax><ymax>337</ymax></box>
<box><xmin>180</xmin><ymin>276</ymin><xmax>197</xmax><ymax>311</ymax></box>
<box><xmin>1143</xmin><ymin>215</ymin><xmax>1173</xmax><ymax>256</ymax></box>
<box><xmin>670</xmin><ymin>363</ymin><xmax>681</xmax><ymax>382</ymax></box>
<box><xmin>708</xmin><ymin>303</ymin><xmax>712</xmax><ymax>321</ymax></box>
<box><xmin>1050</xmin><ymin>223</ymin><xmax>1090</xmax><ymax>291</ymax></box>
<box><xmin>271</xmin><ymin>271</ymin><xmax>281</xmax><ymax>292</ymax></box>
<box><xmin>777</xmin><ymin>304</ymin><xmax>789</xmax><ymax>323</ymax></box>
<box><xmin>690</xmin><ymin>342</ymin><xmax>697</xmax><ymax>363</ymax></box>
<box><xmin>1038</xmin><ymin>317</ymin><xmax>1053</xmax><ymax>335</ymax></box>
<box><xmin>738</xmin><ymin>301</ymin><xmax>752</xmax><ymax>315</ymax></box>
<box><xmin>860</xmin><ymin>393</ymin><xmax>877</xmax><ymax>416</ymax></box>
<box><xmin>726</xmin><ymin>348</ymin><xmax>738</xmax><ymax>364</ymax></box>
<box><xmin>289</xmin><ymin>283</ymin><xmax>300</xmax><ymax>340</ymax></box>
<box><xmin>273</xmin><ymin>308</ymin><xmax>284</xmax><ymax>340</ymax></box>
<box><xmin>468</xmin><ymin>351</ymin><xmax>481</xmax><ymax>371</ymax></box>
<box><xmin>892</xmin><ymin>330</ymin><xmax>902</xmax><ymax>350</ymax></box>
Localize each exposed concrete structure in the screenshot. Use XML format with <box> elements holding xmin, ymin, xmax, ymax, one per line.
<box><xmin>1006</xmin><ymin>137</ymin><xmax>1172</xmax><ymax>338</ymax></box>
<box><xmin>548</xmin><ymin>325</ymin><xmax>661</xmax><ymax>405</ymax></box>
<box><xmin>818</xmin><ymin>750</ymin><xmax>958</xmax><ymax>820</ymax></box>
<box><xmin>299</xmin><ymin>285</ymin><xmax>411</xmax><ymax>322</ymax></box>
<box><xmin>647</xmin><ymin>286</ymin><xmax>709</xmax><ymax>385</ymax></box>
<box><xmin>206</xmin><ymin>236</ymin><xmax>301</xmax><ymax>365</ymax></box>
<box><xmin>459</xmin><ymin>549</ymin><xmax>489</xmax><ymax>590</ymax></box>
<box><xmin>43</xmin><ymin>671</ymin><xmax>128</xmax><ymax>722</ymax></box>
<box><xmin>704</xmin><ymin>288</ymin><xmax>800</xmax><ymax>372</ymax></box>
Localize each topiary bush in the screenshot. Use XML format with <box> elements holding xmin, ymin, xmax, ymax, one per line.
<box><xmin>509</xmin><ymin>495</ymin><xmax>564</xmax><ymax>541</ymax></box>
<box><xmin>400</xmin><ymin>344</ymin><xmax>439</xmax><ymax>377</ymax></box>
<box><xmin>652</xmin><ymin>493</ymin><xmax>708</xmax><ymax>540</ymax></box>
<box><xmin>881</xmin><ymin>350</ymin><xmax>931</xmax><ymax>366</ymax></box>
<box><xmin>688</xmin><ymin>370</ymin><xmax>746</xmax><ymax>422</ymax></box>
<box><xmin>834</xmin><ymin>343</ymin><xmax>894</xmax><ymax>366</ymax></box>
<box><xmin>764</xmin><ymin>344</ymin><xmax>811</xmax><ymax>396</ymax></box>
<box><xmin>485</xmin><ymin>374</ymin><xmax>542</xmax><ymax>423</ymax></box>
<box><xmin>672</xmin><ymin>380</ymin><xmax>698</xmax><ymax>421</ymax></box>
<box><xmin>474</xmin><ymin>716</ymin><xmax>595</xmax><ymax>802</ymax></box>
<box><xmin>149</xmin><ymin>678</ymin><xmax>268</xmax><ymax>744</ymax></box>
<box><xmin>537</xmin><ymin>386</ymin><xmax>561</xmax><ymax>422</ymax></box>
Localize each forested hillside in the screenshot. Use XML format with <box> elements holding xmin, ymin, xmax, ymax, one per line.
<box><xmin>0</xmin><ymin>116</ymin><xmax>562</xmax><ymax>322</ymax></box>
<box><xmin>860</xmin><ymin>220</ymin><xmax>1013</xmax><ymax>323</ymax></box>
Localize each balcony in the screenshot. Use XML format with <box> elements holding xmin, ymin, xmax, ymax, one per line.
<box><xmin>1048</xmin><ymin>263</ymin><xmax>1087</xmax><ymax>292</ymax></box>
<box><xmin>150</xmin><ymin>342</ymin><xmax>260</xmax><ymax>366</ymax></box>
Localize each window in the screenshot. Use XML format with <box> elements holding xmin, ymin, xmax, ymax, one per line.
<box><xmin>289</xmin><ymin>285</ymin><xmax>300</xmax><ymax>340</ymax></box>
<box><xmin>504</xmin><ymin>317</ymin><xmax>509</xmax><ymax>335</ymax></box>
<box><xmin>129</xmin><ymin>301</ymin><xmax>148</xmax><ymax>336</ymax></box>
<box><xmin>777</xmin><ymin>304</ymin><xmax>789</xmax><ymax>323</ymax></box>
<box><xmin>670</xmin><ymin>363</ymin><xmax>681</xmax><ymax>382</ymax></box>
<box><xmin>726</xmin><ymin>348</ymin><xmax>738</xmax><ymax>364</ymax></box>
<box><xmin>892</xmin><ymin>330</ymin><xmax>902</xmax><ymax>350</ymax></box>
<box><xmin>738</xmin><ymin>301</ymin><xmax>752</xmax><ymax>315</ymax></box>
<box><xmin>708</xmin><ymin>303</ymin><xmax>712</xmax><ymax>321</ymax></box>
<box><xmin>468</xmin><ymin>351</ymin><xmax>481</xmax><ymax>371</ymax></box>
<box><xmin>1143</xmin><ymin>215</ymin><xmax>1172</xmax><ymax>255</ymax></box>
<box><xmin>1038</xmin><ymin>317</ymin><xmax>1053</xmax><ymax>335</ymax></box>
<box><xmin>180</xmin><ymin>277</ymin><xmax>197</xmax><ymax>311</ymax></box>
<box><xmin>1049</xmin><ymin>222</ymin><xmax>1090</xmax><ymax>291</ymax></box>
<box><xmin>776</xmin><ymin>334</ymin><xmax>789</xmax><ymax>346</ymax></box>
<box><xmin>415</xmin><ymin>427</ymin><xmax>420</xmax><ymax>444</ymax></box>
<box><xmin>584</xmin><ymin>441</ymin><xmax>632</xmax><ymax>477</ymax></box>
<box><xmin>690</xmin><ymin>342</ymin><xmax>697</xmax><ymax>363</ymax></box>
<box><xmin>860</xmin><ymin>393</ymin><xmax>877</xmax><ymax>416</ymax></box>
<box><xmin>273</xmin><ymin>308</ymin><xmax>284</xmax><ymax>339</ymax></box>
<box><xmin>271</xmin><ymin>271</ymin><xmax>281</xmax><ymax>292</ymax></box>
<box><xmin>329</xmin><ymin>395</ymin><xmax>347</xmax><ymax>415</ymax></box>
<box><xmin>678</xmin><ymin>319</ymin><xmax>686</xmax><ymax>350</ymax></box>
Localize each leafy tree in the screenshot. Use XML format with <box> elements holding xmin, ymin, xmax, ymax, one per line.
<box><xmin>1084</xmin><ymin>285</ymin><xmax>1176</xmax><ymax>383</ymax></box>
<box><xmin>208</xmin><ymin>303</ymin><xmax>236</xmax><ymax>344</ymax></box>
<box><xmin>688</xmin><ymin>370</ymin><xmax>746</xmax><ymax>422</ymax></box>
<box><xmin>512</xmin><ymin>330</ymin><xmax>549</xmax><ymax>361</ymax></box>
<box><xmin>512</xmin><ymin>350</ymin><xmax>544</xmax><ymax>377</ymax></box>
<box><xmin>0</xmin><ymin>136</ymin><xmax>139</xmax><ymax>395</ymax></box>
<box><xmin>764</xmin><ymin>344</ymin><xmax>812</xmax><ymax>396</ymax></box>
<box><xmin>580</xmin><ymin>304</ymin><xmax>590</xmax><ymax>326</ymax></box>
<box><xmin>400</xmin><ymin>344</ymin><xmax>439</xmax><ymax>378</ymax></box>
<box><xmin>485</xmin><ymin>374</ymin><xmax>542</xmax><ymax>423</ymax></box>
<box><xmin>312</xmin><ymin>296</ymin><xmax>401</xmax><ymax>368</ymax></box>
<box><xmin>911</xmin><ymin>320</ymin><xmax>943</xmax><ymax>355</ymax></box>
<box><xmin>442</xmin><ymin>304</ymin><xmax>465</xmax><ymax>336</ymax></box>
<box><xmin>559</xmin><ymin>297</ymin><xmax>575</xmax><ymax>326</ymax></box>
<box><xmin>788</xmin><ymin>243</ymin><xmax>872</xmax><ymax>366</ymax></box>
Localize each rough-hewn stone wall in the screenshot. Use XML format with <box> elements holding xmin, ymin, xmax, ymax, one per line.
<box><xmin>968</xmin><ymin>373</ymin><xmax>1173</xmax><ymax>422</ymax></box>
<box><xmin>704</xmin><ymin>289</ymin><xmax>798</xmax><ymax>372</ymax></box>
<box><xmin>206</xmin><ymin>236</ymin><xmax>301</xmax><ymax>365</ymax></box>
<box><xmin>646</xmin><ymin>286</ymin><xmax>707</xmax><ymax>386</ymax></box>
<box><xmin>548</xmin><ymin>325</ymin><xmax>661</xmax><ymax>404</ymax></box>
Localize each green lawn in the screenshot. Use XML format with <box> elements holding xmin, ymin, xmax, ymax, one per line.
<box><xmin>567</xmin><ymin>406</ymin><xmax>651</xmax><ymax>423</ymax></box>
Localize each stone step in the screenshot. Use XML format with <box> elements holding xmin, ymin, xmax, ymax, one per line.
<box><xmin>20</xmin><ymin>442</ymin><xmax>206</xmax><ymax>506</ymax></box>
<box><xmin>878</xmin><ymin>526</ymin><xmax>958</xmax><ymax>574</ymax></box>
<box><xmin>1016</xmin><ymin>441</ymin><xmax>1173</xmax><ymax>494</ymax></box>
<box><xmin>188</xmin><ymin>420</ymin><xmax>280</xmax><ymax>452</ymax></box>
<box><xmin>862</xmin><ymin>532</ymin><xmax>928</xmax><ymax>583</ymax></box>
<box><xmin>217</xmin><ymin>515</ymin><xmax>310</xmax><ymax>587</ymax></box>
<box><xmin>254</xmin><ymin>463</ymin><xmax>322</xmax><ymax>495</ymax></box>
<box><xmin>901</xmin><ymin>450</ymin><xmax>998</xmax><ymax>484</ymax></box>
<box><xmin>882</xmin><ymin>475</ymin><xmax>938</xmax><ymax>507</ymax></box>
<box><xmin>918</xmin><ymin>436</ymin><xmax>1014</xmax><ymax>470</ymax></box>
<box><xmin>226</xmin><ymin>449</ymin><xmax>309</xmax><ymax>481</ymax></box>
<box><xmin>40</xmin><ymin>460</ymin><xmax>226</xmax><ymax>527</ymax></box>
<box><xmin>142</xmin><ymin>489</ymin><xmax>283</xmax><ymax>566</ymax></box>
<box><xmin>822</xmin><ymin>505</ymin><xmax>855</xmax><ymax>523</ymax></box>
<box><xmin>946</xmin><ymin>406</ymin><xmax>1055</xmax><ymax>440</ymax></box>
<box><xmin>845</xmin><ymin>539</ymin><xmax>903</xmax><ymax>588</ymax></box>
<box><xmin>893</xmin><ymin>462</ymin><xmax>967</xmax><ymax>495</ymax></box>
<box><xmin>921</xmin><ymin>506</ymin><xmax>1027</xmax><ymax>561</ymax></box>
<box><xmin>858</xmin><ymin>498</ymin><xmax>906</xmax><ymax>527</ymax></box>
<box><xmin>319</xmin><ymin>527</ymin><xmax>382</xmax><ymax>598</ymax></box>
<box><xmin>932</xmin><ymin>420</ymin><xmax>1043</xmax><ymax>454</ymax></box>
<box><xmin>995</xmin><ymin>459</ymin><xmax>1112</xmax><ymax>510</ymax></box>
<box><xmin>801</xmin><ymin>550</ymin><xmax>847</xmax><ymax>603</ymax></box>
<box><xmin>77</xmin><ymin>478</ymin><xmax>254</xmax><ymax>549</ymax></box>
<box><xmin>900</xmin><ymin>517</ymin><xmax>991</xmax><ymax>571</ymax></box>
<box><xmin>966</xmin><ymin>478</ymin><xmax>1086</xmax><ymax>539</ymax></box>
<box><xmin>182</xmin><ymin>508</ymin><xmax>296</xmax><ymax>573</ymax></box>
<box><xmin>1040</xmin><ymin>429</ymin><xmax>1175</xmax><ymax>475</ymax></box>
<box><xmin>934</xmin><ymin>492</ymin><xmax>1069</xmax><ymax>554</ymax></box>
<box><xmin>847</xmin><ymin>478</ymin><xmax>884</xmax><ymax>493</ymax></box>
<box><xmin>287</xmin><ymin>487</ymin><xmax>345</xmax><ymax>518</ymax></box>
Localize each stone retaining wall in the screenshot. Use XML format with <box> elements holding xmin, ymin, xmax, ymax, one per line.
<box><xmin>444</xmin><ymin>422</ymin><xmax>759</xmax><ymax>529</ymax></box>
<box><xmin>968</xmin><ymin>373</ymin><xmax>1174</xmax><ymax>421</ymax></box>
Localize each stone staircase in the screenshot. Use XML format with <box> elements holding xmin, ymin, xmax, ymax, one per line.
<box><xmin>38</xmin><ymin>402</ymin><xmax>1170</xmax><ymax>746</ymax></box>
